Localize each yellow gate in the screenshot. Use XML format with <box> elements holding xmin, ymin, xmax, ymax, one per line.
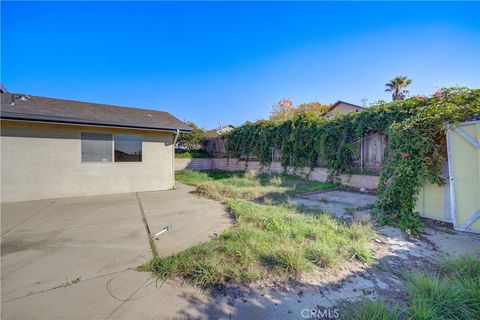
<box><xmin>447</xmin><ymin>120</ymin><xmax>480</xmax><ymax>233</ymax></box>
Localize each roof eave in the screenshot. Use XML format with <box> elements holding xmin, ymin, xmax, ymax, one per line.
<box><xmin>0</xmin><ymin>115</ymin><xmax>192</xmax><ymax>133</ymax></box>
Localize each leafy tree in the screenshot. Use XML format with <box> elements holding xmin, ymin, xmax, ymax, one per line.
<box><xmin>270</xmin><ymin>99</ymin><xmax>329</xmax><ymax>121</ymax></box>
<box><xmin>177</xmin><ymin>121</ymin><xmax>205</xmax><ymax>150</ymax></box>
<box><xmin>385</xmin><ymin>76</ymin><xmax>412</xmax><ymax>100</ymax></box>
<box><xmin>297</xmin><ymin>102</ymin><xmax>330</xmax><ymax>115</ymax></box>
<box><xmin>270</xmin><ymin>98</ymin><xmax>295</xmax><ymax>121</ymax></box>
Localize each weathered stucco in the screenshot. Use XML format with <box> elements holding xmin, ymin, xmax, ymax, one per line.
<box><xmin>1</xmin><ymin>120</ymin><xmax>175</xmax><ymax>202</ymax></box>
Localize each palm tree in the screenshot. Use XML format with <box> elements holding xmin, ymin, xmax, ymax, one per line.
<box><xmin>385</xmin><ymin>76</ymin><xmax>412</xmax><ymax>100</ymax></box>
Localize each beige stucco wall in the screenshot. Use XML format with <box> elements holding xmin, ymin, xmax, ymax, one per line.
<box><xmin>1</xmin><ymin>120</ymin><xmax>175</xmax><ymax>202</ymax></box>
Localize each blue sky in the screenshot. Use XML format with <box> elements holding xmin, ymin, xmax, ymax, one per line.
<box><xmin>2</xmin><ymin>1</ymin><xmax>479</xmax><ymax>128</ymax></box>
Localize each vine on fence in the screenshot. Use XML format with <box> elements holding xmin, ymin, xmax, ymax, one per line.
<box><xmin>226</xmin><ymin>87</ymin><xmax>480</xmax><ymax>233</ymax></box>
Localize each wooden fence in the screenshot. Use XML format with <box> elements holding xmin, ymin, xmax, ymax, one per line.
<box><xmin>201</xmin><ymin>133</ymin><xmax>387</xmax><ymax>174</ymax></box>
<box><xmin>203</xmin><ymin>137</ymin><xmax>227</xmax><ymax>158</ymax></box>
<box><xmin>355</xmin><ymin>133</ymin><xmax>387</xmax><ymax>173</ymax></box>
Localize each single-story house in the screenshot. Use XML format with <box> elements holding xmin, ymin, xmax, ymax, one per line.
<box><xmin>0</xmin><ymin>91</ymin><xmax>191</xmax><ymax>202</ymax></box>
<box><xmin>214</xmin><ymin>124</ymin><xmax>235</xmax><ymax>135</ymax></box>
<box><xmin>324</xmin><ymin>100</ymin><xmax>366</xmax><ymax>119</ymax></box>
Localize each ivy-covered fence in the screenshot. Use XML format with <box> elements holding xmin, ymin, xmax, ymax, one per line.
<box><xmin>226</xmin><ymin>87</ymin><xmax>480</xmax><ymax>233</ymax></box>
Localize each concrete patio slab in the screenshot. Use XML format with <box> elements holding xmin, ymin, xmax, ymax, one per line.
<box><xmin>1</xmin><ymin>184</ymin><xmax>232</xmax><ymax>319</ymax></box>
<box><xmin>2</xmin><ymin>270</ymin><xmax>152</xmax><ymax>320</ymax></box>
<box><xmin>105</xmin><ymin>277</ymin><xmax>215</xmax><ymax>320</ymax></box>
<box><xmin>1</xmin><ymin>199</ymin><xmax>54</xmax><ymax>236</ymax></box>
<box><xmin>140</xmin><ymin>183</ymin><xmax>232</xmax><ymax>257</ymax></box>
<box><xmin>1</xmin><ymin>192</ymin><xmax>151</xmax><ymax>301</ymax></box>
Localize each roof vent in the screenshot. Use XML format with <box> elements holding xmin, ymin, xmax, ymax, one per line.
<box><xmin>9</xmin><ymin>94</ymin><xmax>30</xmax><ymax>106</ymax></box>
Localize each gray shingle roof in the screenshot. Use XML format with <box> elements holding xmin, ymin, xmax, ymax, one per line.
<box><xmin>0</xmin><ymin>93</ymin><xmax>191</xmax><ymax>132</ymax></box>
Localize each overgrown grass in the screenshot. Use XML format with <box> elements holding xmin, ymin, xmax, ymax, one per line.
<box><xmin>175</xmin><ymin>169</ymin><xmax>339</xmax><ymax>203</ymax></box>
<box><xmin>144</xmin><ymin>170</ymin><xmax>374</xmax><ymax>287</ymax></box>
<box><xmin>346</xmin><ymin>255</ymin><xmax>480</xmax><ymax>320</ymax></box>
<box><xmin>141</xmin><ymin>199</ymin><xmax>375</xmax><ymax>287</ymax></box>
<box><xmin>175</xmin><ymin>151</ymin><xmax>209</xmax><ymax>158</ymax></box>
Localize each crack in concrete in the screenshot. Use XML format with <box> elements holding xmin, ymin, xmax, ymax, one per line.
<box><xmin>105</xmin><ymin>273</ymin><xmax>155</xmax><ymax>302</ymax></box>
<box><xmin>103</xmin><ymin>277</ymin><xmax>152</xmax><ymax>320</ymax></box>
<box><xmin>2</xmin><ymin>267</ymin><xmax>137</xmax><ymax>303</ymax></box>
<box><xmin>1</xmin><ymin>201</ymin><xmax>55</xmax><ymax>238</ymax></box>
<box><xmin>135</xmin><ymin>192</ymin><xmax>158</xmax><ymax>258</ymax></box>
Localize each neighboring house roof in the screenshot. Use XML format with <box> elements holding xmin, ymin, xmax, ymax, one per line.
<box><xmin>215</xmin><ymin>124</ymin><xmax>235</xmax><ymax>133</ymax></box>
<box><xmin>325</xmin><ymin>100</ymin><xmax>366</xmax><ymax>114</ymax></box>
<box><xmin>203</xmin><ymin>124</ymin><xmax>236</xmax><ymax>138</ymax></box>
<box><xmin>0</xmin><ymin>93</ymin><xmax>191</xmax><ymax>132</ymax></box>
<box><xmin>215</xmin><ymin>124</ymin><xmax>235</xmax><ymax>130</ymax></box>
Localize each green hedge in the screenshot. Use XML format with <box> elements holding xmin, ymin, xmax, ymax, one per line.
<box><xmin>226</xmin><ymin>87</ymin><xmax>480</xmax><ymax>233</ymax></box>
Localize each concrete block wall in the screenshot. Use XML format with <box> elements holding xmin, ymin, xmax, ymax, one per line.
<box><xmin>175</xmin><ymin>158</ymin><xmax>213</xmax><ymax>171</ymax></box>
<box><xmin>175</xmin><ymin>158</ymin><xmax>380</xmax><ymax>190</ymax></box>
